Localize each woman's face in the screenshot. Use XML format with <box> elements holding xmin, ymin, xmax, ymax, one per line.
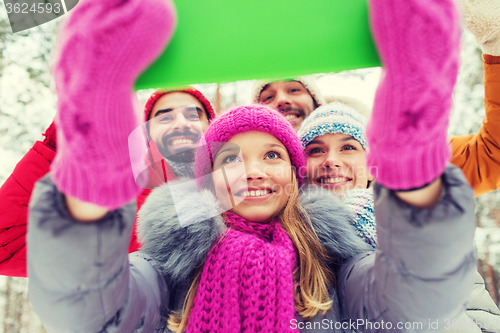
<box><xmin>212</xmin><ymin>131</ymin><xmax>292</xmax><ymax>223</ymax></box>
<box><xmin>305</xmin><ymin>133</ymin><xmax>372</xmax><ymax>196</ymax></box>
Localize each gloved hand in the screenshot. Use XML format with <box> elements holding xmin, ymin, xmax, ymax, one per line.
<box><xmin>366</xmin><ymin>0</ymin><xmax>461</xmax><ymax>190</ymax></box>
<box><xmin>42</xmin><ymin>120</ymin><xmax>57</xmax><ymax>150</ymax></box>
<box><xmin>457</xmin><ymin>0</ymin><xmax>500</xmax><ymax>56</ymax></box>
<box><xmin>51</xmin><ymin>0</ymin><xmax>177</xmax><ymax>209</ymax></box>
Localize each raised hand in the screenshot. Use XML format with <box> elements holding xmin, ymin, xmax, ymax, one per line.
<box><xmin>457</xmin><ymin>0</ymin><xmax>500</xmax><ymax>55</ymax></box>
<box><xmin>51</xmin><ymin>0</ymin><xmax>176</xmax><ymax>209</ymax></box>
<box><xmin>366</xmin><ymin>0</ymin><xmax>461</xmax><ymax>191</ymax></box>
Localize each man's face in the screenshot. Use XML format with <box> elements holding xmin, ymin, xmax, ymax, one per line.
<box><xmin>258</xmin><ymin>81</ymin><xmax>316</xmax><ymax>131</ymax></box>
<box><xmin>148</xmin><ymin>92</ymin><xmax>209</xmax><ymax>159</ymax></box>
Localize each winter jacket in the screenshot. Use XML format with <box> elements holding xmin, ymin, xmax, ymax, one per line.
<box><xmin>344</xmin><ymin>188</ymin><xmax>500</xmax><ymax>333</ymax></box>
<box><xmin>0</xmin><ymin>141</ymin><xmax>55</xmax><ymax>277</ymax></box>
<box><xmin>450</xmin><ymin>55</ymin><xmax>500</xmax><ymax>196</ymax></box>
<box><xmin>0</xmin><ymin>138</ymin><xmax>178</xmax><ymax>277</ymax></box>
<box><xmin>28</xmin><ymin>164</ymin><xmax>476</xmax><ymax>333</ymax></box>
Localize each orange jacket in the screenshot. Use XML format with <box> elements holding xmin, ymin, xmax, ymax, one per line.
<box><xmin>450</xmin><ymin>55</ymin><xmax>500</xmax><ymax>197</ymax></box>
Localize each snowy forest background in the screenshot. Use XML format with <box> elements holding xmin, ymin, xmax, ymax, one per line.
<box><xmin>0</xmin><ymin>1</ymin><xmax>499</xmax><ymax>331</ymax></box>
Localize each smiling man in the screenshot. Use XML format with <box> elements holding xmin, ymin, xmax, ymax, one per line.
<box><xmin>148</xmin><ymin>92</ymin><xmax>208</xmax><ymax>157</ymax></box>
<box><xmin>251</xmin><ymin>77</ymin><xmax>326</xmax><ymax>130</ymax></box>
<box><xmin>144</xmin><ymin>88</ymin><xmax>216</xmax><ymax>179</ymax></box>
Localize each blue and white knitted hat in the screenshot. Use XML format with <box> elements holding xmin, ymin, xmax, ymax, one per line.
<box><xmin>297</xmin><ymin>101</ymin><xmax>368</xmax><ymax>150</ymax></box>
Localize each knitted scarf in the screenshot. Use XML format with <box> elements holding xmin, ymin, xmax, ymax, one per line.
<box><xmin>163</xmin><ymin>155</ymin><xmax>195</xmax><ymax>179</ymax></box>
<box><xmin>186</xmin><ymin>212</ymin><xmax>297</xmax><ymax>333</ymax></box>
<box><xmin>341</xmin><ymin>188</ymin><xmax>377</xmax><ymax>248</ymax></box>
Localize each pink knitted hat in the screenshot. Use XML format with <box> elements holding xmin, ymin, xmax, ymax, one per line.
<box><xmin>195</xmin><ymin>105</ymin><xmax>305</xmax><ymax>187</ymax></box>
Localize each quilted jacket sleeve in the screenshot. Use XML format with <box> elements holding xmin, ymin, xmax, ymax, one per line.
<box><xmin>0</xmin><ymin>141</ymin><xmax>55</xmax><ymax>277</ymax></box>
<box><xmin>338</xmin><ymin>165</ymin><xmax>477</xmax><ymax>333</ymax></box>
<box><xmin>28</xmin><ymin>175</ymin><xmax>168</xmax><ymax>332</ymax></box>
<box><xmin>450</xmin><ymin>55</ymin><xmax>500</xmax><ymax>197</ymax></box>
<box><xmin>0</xmin><ymin>139</ymin><xmax>149</xmax><ymax>278</ymax></box>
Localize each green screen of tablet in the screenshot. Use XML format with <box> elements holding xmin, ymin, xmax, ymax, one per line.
<box><xmin>135</xmin><ymin>0</ymin><xmax>380</xmax><ymax>90</ymax></box>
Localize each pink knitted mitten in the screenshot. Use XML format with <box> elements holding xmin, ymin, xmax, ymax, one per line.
<box><xmin>51</xmin><ymin>0</ymin><xmax>176</xmax><ymax>208</ymax></box>
<box><xmin>366</xmin><ymin>0</ymin><xmax>461</xmax><ymax>190</ymax></box>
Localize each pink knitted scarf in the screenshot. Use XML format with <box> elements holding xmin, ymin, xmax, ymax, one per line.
<box><xmin>186</xmin><ymin>212</ymin><xmax>297</xmax><ymax>332</ymax></box>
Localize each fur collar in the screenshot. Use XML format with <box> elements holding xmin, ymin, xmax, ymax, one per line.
<box><xmin>138</xmin><ymin>179</ymin><xmax>371</xmax><ymax>286</ymax></box>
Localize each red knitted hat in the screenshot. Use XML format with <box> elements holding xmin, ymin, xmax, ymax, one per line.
<box><xmin>143</xmin><ymin>87</ymin><xmax>216</xmax><ymax>123</ymax></box>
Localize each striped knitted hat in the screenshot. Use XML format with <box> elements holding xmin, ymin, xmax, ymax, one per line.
<box><xmin>251</xmin><ymin>76</ymin><xmax>326</xmax><ymax>107</ymax></box>
<box><xmin>297</xmin><ymin>101</ymin><xmax>368</xmax><ymax>150</ymax></box>
<box><xmin>195</xmin><ymin>105</ymin><xmax>305</xmax><ymax>188</ymax></box>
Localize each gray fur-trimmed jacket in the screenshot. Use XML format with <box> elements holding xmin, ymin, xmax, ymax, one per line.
<box><xmin>28</xmin><ymin>164</ymin><xmax>478</xmax><ymax>332</ymax></box>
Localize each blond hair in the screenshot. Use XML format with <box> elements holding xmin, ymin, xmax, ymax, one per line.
<box><xmin>168</xmin><ymin>172</ymin><xmax>333</xmax><ymax>332</ymax></box>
